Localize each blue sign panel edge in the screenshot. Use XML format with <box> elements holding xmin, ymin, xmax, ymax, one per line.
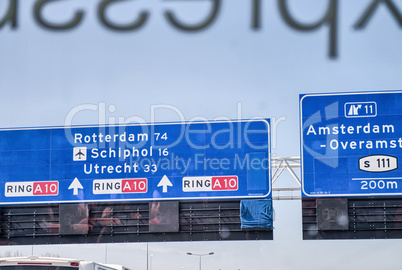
<box><xmin>300</xmin><ymin>90</ymin><xmax>402</xmax><ymax>197</ymax></box>
<box><xmin>0</xmin><ymin>119</ymin><xmax>271</xmax><ymax>204</ymax></box>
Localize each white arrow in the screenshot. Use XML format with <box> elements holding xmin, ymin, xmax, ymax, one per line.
<box><xmin>157</xmin><ymin>175</ymin><xmax>173</xmax><ymax>193</ymax></box>
<box><xmin>68</xmin><ymin>177</ymin><xmax>83</xmax><ymax>195</ymax></box>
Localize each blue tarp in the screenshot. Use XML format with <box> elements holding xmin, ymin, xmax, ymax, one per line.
<box><xmin>240</xmin><ymin>199</ymin><xmax>273</xmax><ymax>229</ymax></box>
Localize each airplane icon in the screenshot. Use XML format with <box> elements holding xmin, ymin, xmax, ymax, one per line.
<box><xmin>75</xmin><ymin>149</ymin><xmax>85</xmax><ymax>159</ymax></box>
<box><xmin>73</xmin><ymin>147</ymin><xmax>87</xmax><ymax>161</ymax></box>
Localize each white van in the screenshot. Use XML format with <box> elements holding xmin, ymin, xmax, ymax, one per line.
<box><xmin>0</xmin><ymin>256</ymin><xmax>128</xmax><ymax>270</ymax></box>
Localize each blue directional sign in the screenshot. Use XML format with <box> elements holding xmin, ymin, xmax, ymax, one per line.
<box><xmin>300</xmin><ymin>91</ymin><xmax>402</xmax><ymax>197</ymax></box>
<box><xmin>0</xmin><ymin>119</ymin><xmax>270</xmax><ymax>204</ymax></box>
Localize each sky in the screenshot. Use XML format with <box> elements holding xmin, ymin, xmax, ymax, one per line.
<box><xmin>1</xmin><ymin>0</ymin><xmax>402</xmax><ymax>269</ymax></box>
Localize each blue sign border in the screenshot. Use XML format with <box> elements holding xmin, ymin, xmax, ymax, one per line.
<box><xmin>300</xmin><ymin>90</ymin><xmax>402</xmax><ymax>197</ymax></box>
<box><xmin>0</xmin><ymin>119</ymin><xmax>271</xmax><ymax>204</ymax></box>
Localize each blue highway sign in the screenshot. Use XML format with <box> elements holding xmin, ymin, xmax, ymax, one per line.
<box><xmin>300</xmin><ymin>91</ymin><xmax>402</xmax><ymax>197</ymax></box>
<box><xmin>0</xmin><ymin>119</ymin><xmax>270</xmax><ymax>204</ymax></box>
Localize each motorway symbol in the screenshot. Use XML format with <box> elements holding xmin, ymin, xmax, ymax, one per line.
<box><xmin>344</xmin><ymin>102</ymin><xmax>377</xmax><ymax>118</ymax></box>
